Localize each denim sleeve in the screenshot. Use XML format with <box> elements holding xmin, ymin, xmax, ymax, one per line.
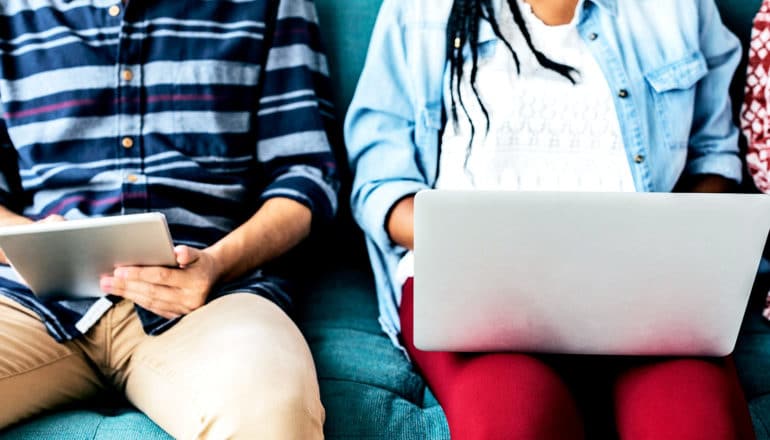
<box><xmin>256</xmin><ymin>0</ymin><xmax>339</xmax><ymax>224</ymax></box>
<box><xmin>685</xmin><ymin>0</ymin><xmax>743</xmax><ymax>182</ymax></box>
<box><xmin>344</xmin><ymin>0</ymin><xmax>431</xmax><ymax>252</ymax></box>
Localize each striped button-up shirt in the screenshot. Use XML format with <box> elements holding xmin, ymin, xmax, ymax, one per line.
<box><xmin>0</xmin><ymin>0</ymin><xmax>338</xmax><ymax>341</ymax></box>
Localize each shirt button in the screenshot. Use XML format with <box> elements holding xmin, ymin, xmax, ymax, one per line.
<box><xmin>618</xmin><ymin>89</ymin><xmax>629</xmax><ymax>98</ymax></box>
<box><xmin>121</xmin><ymin>69</ymin><xmax>133</xmax><ymax>82</ymax></box>
<box><xmin>588</xmin><ymin>32</ymin><xmax>598</xmax><ymax>41</ymax></box>
<box><xmin>121</xmin><ymin>137</ymin><xmax>134</xmax><ymax>149</ymax></box>
<box><xmin>126</xmin><ymin>174</ymin><xmax>139</xmax><ymax>183</ymax></box>
<box><xmin>108</xmin><ymin>5</ymin><xmax>121</xmax><ymax>16</ymax></box>
<box><xmin>634</xmin><ymin>154</ymin><xmax>645</xmax><ymax>164</ymax></box>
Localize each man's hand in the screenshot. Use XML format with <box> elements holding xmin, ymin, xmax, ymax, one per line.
<box><xmin>100</xmin><ymin>245</ymin><xmax>222</xmax><ymax>319</ymax></box>
<box><xmin>100</xmin><ymin>197</ymin><xmax>312</xmax><ymax>319</ymax></box>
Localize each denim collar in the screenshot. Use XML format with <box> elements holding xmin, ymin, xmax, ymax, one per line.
<box><xmin>587</xmin><ymin>0</ymin><xmax>617</xmax><ymax>16</ymax></box>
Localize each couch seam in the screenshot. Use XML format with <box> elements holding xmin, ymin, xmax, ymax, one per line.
<box><xmin>90</xmin><ymin>414</ymin><xmax>106</xmax><ymax>440</ymax></box>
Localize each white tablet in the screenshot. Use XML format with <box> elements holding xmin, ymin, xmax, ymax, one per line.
<box><xmin>0</xmin><ymin>212</ymin><xmax>177</xmax><ymax>299</ymax></box>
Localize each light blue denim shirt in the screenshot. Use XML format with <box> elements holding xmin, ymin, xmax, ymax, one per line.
<box><xmin>344</xmin><ymin>0</ymin><xmax>743</xmax><ymax>349</ymax></box>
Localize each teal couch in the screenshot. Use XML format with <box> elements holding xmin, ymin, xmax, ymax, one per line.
<box><xmin>1</xmin><ymin>0</ymin><xmax>768</xmax><ymax>439</ymax></box>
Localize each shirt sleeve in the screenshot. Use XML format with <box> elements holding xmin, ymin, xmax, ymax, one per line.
<box><xmin>0</xmin><ymin>116</ymin><xmax>22</xmax><ymax>212</ymax></box>
<box><xmin>256</xmin><ymin>0</ymin><xmax>339</xmax><ymax>223</ymax></box>
<box><xmin>684</xmin><ymin>0</ymin><xmax>743</xmax><ymax>182</ymax></box>
<box><xmin>344</xmin><ymin>0</ymin><xmax>431</xmax><ymax>252</ymax></box>
<box><xmin>741</xmin><ymin>0</ymin><xmax>770</xmax><ymax>193</ymax></box>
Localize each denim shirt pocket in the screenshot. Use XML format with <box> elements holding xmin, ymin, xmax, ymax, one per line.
<box><xmin>643</xmin><ymin>52</ymin><xmax>708</xmax><ymax>150</ymax></box>
<box><xmin>415</xmin><ymin>104</ymin><xmax>443</xmax><ymax>183</ymax></box>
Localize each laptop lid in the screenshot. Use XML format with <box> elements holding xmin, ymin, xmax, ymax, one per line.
<box><xmin>413</xmin><ymin>191</ymin><xmax>770</xmax><ymax>356</ymax></box>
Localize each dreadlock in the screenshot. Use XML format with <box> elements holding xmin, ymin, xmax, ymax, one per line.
<box><xmin>446</xmin><ymin>0</ymin><xmax>579</xmax><ymax>167</ymax></box>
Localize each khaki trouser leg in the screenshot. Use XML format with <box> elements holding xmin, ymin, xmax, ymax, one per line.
<box><xmin>120</xmin><ymin>293</ymin><xmax>325</xmax><ymax>440</ymax></box>
<box><xmin>0</xmin><ymin>295</ymin><xmax>104</xmax><ymax>429</ymax></box>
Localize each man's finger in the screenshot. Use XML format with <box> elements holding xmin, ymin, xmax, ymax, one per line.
<box><xmin>114</xmin><ymin>266</ymin><xmax>181</xmax><ymax>287</ymax></box>
<box><xmin>101</xmin><ymin>277</ymin><xmax>190</xmax><ymax>316</ymax></box>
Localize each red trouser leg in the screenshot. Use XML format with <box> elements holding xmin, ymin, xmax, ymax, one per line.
<box><xmin>400</xmin><ymin>278</ymin><xmax>584</xmax><ymax>440</ymax></box>
<box><xmin>613</xmin><ymin>357</ymin><xmax>755</xmax><ymax>440</ymax></box>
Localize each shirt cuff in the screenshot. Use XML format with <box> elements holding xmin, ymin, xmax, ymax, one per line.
<box><xmin>356</xmin><ymin>179</ymin><xmax>430</xmax><ymax>252</ymax></box>
<box><xmin>685</xmin><ymin>153</ymin><xmax>743</xmax><ymax>184</ymax></box>
<box><xmin>259</xmin><ymin>171</ymin><xmax>338</xmax><ymax>224</ymax></box>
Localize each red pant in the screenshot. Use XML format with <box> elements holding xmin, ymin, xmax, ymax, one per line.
<box><xmin>400</xmin><ymin>279</ymin><xmax>754</xmax><ymax>440</ymax></box>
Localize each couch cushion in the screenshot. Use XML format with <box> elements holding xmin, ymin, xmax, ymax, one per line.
<box><xmin>736</xmin><ymin>274</ymin><xmax>770</xmax><ymax>440</ymax></box>
<box><xmin>298</xmin><ymin>270</ymin><xmax>448</xmax><ymax>439</ymax></box>
<box><xmin>0</xmin><ymin>409</ymin><xmax>170</xmax><ymax>440</ymax></box>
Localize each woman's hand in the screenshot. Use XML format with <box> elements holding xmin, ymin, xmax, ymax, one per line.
<box><xmin>678</xmin><ymin>174</ymin><xmax>736</xmax><ymax>193</ymax></box>
<box><xmin>387</xmin><ymin>195</ymin><xmax>416</xmax><ymax>250</ymax></box>
<box><xmin>100</xmin><ymin>245</ymin><xmax>222</xmax><ymax>319</ymax></box>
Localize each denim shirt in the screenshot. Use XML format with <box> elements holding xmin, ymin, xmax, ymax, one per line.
<box><xmin>344</xmin><ymin>0</ymin><xmax>743</xmax><ymax>349</ymax></box>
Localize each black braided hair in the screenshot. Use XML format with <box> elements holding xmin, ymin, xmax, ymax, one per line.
<box><xmin>446</xmin><ymin>0</ymin><xmax>579</xmax><ymax>167</ymax></box>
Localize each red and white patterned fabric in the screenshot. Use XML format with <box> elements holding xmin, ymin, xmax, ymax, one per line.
<box><xmin>742</xmin><ymin>1</ymin><xmax>770</xmax><ymax>321</ymax></box>
<box><xmin>742</xmin><ymin>0</ymin><xmax>770</xmax><ymax>193</ymax></box>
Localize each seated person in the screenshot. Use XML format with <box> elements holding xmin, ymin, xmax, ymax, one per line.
<box><xmin>741</xmin><ymin>0</ymin><xmax>770</xmax><ymax>319</ymax></box>
<box><xmin>346</xmin><ymin>0</ymin><xmax>754</xmax><ymax>438</ymax></box>
<box><xmin>0</xmin><ymin>1</ymin><xmax>337</xmax><ymax>438</ymax></box>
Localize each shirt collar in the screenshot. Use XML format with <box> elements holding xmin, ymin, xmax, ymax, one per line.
<box><xmin>587</xmin><ymin>0</ymin><xmax>617</xmax><ymax>16</ymax></box>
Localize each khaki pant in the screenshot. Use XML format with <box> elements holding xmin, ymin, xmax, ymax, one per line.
<box><xmin>0</xmin><ymin>293</ymin><xmax>325</xmax><ymax>439</ymax></box>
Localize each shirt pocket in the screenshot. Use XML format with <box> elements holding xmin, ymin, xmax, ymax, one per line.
<box><xmin>643</xmin><ymin>52</ymin><xmax>708</xmax><ymax>150</ymax></box>
<box><xmin>171</xmin><ymin>61</ymin><xmax>259</xmax><ymax>160</ymax></box>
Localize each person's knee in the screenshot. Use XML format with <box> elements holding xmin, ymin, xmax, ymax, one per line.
<box><xmin>130</xmin><ymin>294</ymin><xmax>325</xmax><ymax>439</ymax></box>
<box><xmin>252</xmin><ymin>371</ymin><xmax>325</xmax><ymax>439</ymax></box>
<box><xmin>198</xmin><ymin>366</ymin><xmax>325</xmax><ymax>440</ymax></box>
<box><xmin>615</xmin><ymin>359</ymin><xmax>747</xmax><ymax>440</ymax></box>
<box><xmin>192</xmin><ymin>296</ymin><xmax>324</xmax><ymax>439</ymax></box>
<box><xmin>443</xmin><ymin>354</ymin><xmax>583</xmax><ymax>440</ymax></box>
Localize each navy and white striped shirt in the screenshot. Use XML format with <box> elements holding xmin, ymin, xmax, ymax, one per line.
<box><xmin>0</xmin><ymin>0</ymin><xmax>338</xmax><ymax>341</ymax></box>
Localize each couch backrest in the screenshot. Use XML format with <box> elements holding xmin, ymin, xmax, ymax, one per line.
<box><xmin>315</xmin><ymin>0</ymin><xmax>384</xmax><ymax>121</ymax></box>
<box><xmin>718</xmin><ymin>0</ymin><xmax>762</xmax><ymax>47</ymax></box>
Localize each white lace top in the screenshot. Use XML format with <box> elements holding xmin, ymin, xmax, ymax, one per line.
<box><xmin>397</xmin><ymin>0</ymin><xmax>635</xmax><ymax>285</ymax></box>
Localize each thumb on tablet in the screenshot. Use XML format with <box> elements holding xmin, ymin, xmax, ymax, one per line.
<box><xmin>38</xmin><ymin>214</ymin><xmax>65</xmax><ymax>223</ymax></box>
<box><xmin>175</xmin><ymin>245</ymin><xmax>199</xmax><ymax>268</ymax></box>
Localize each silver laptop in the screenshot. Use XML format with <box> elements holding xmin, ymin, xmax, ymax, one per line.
<box><xmin>413</xmin><ymin>190</ymin><xmax>770</xmax><ymax>356</ymax></box>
